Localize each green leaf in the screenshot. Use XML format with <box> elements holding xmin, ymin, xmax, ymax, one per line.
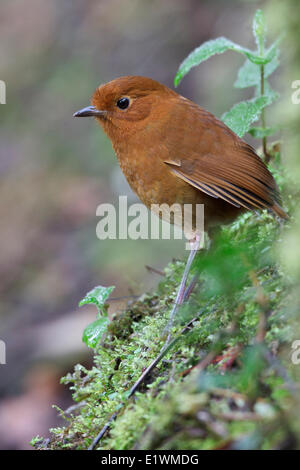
<box><xmin>234</xmin><ymin>51</ymin><xmax>279</xmax><ymax>89</ymax></box>
<box><xmin>263</xmin><ymin>36</ymin><xmax>282</xmax><ymax>64</ymax></box>
<box><xmin>264</xmin><ymin>82</ymin><xmax>280</xmax><ymax>105</ymax></box>
<box><xmin>243</xmin><ymin>37</ymin><xmax>282</xmax><ymax>66</ymax></box>
<box><xmin>79</xmin><ymin>285</ymin><xmax>115</xmax><ymax>314</ymax></box>
<box><xmin>221</xmin><ymin>96</ymin><xmax>269</xmax><ymax>137</ymax></box>
<box><xmin>253</xmin><ymin>9</ymin><xmax>266</xmax><ymax>52</ymax></box>
<box><xmin>255</xmin><ymin>81</ymin><xmax>280</xmax><ymax>105</ymax></box>
<box><xmin>248</xmin><ymin>126</ymin><xmax>278</xmax><ymax>139</ymax></box>
<box><xmin>82</xmin><ymin>316</ymin><xmax>109</xmax><ymax>348</ymax></box>
<box><xmin>174</xmin><ymin>37</ymin><xmax>260</xmax><ymax>87</ymax></box>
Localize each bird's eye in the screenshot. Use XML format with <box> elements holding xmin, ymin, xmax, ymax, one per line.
<box><xmin>116</xmin><ymin>97</ymin><xmax>130</xmax><ymax>110</ymax></box>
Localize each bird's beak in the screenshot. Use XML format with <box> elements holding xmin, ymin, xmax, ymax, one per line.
<box><xmin>73</xmin><ymin>105</ymin><xmax>105</xmax><ymax>118</ymax></box>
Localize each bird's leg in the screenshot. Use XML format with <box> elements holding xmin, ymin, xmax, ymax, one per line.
<box><xmin>163</xmin><ymin>233</ymin><xmax>201</xmax><ymax>344</ymax></box>
<box><xmin>182</xmin><ymin>273</ymin><xmax>199</xmax><ymax>302</ymax></box>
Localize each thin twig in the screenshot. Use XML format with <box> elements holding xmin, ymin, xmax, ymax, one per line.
<box><xmin>88</xmin><ymin>310</ymin><xmax>207</xmax><ymax>450</ymax></box>
<box><xmin>88</xmin><ymin>411</ymin><xmax>120</xmax><ymax>450</ymax></box>
<box><xmin>145</xmin><ymin>265</ymin><xmax>165</xmax><ymax>277</ymax></box>
<box><xmin>179</xmin><ymin>349</ymin><xmax>217</xmax><ymax>378</ymax></box>
<box><xmin>109</xmin><ymin>295</ymin><xmax>139</xmax><ymax>302</ymax></box>
<box><xmin>64</xmin><ymin>402</ymin><xmax>87</xmax><ymax>415</ymax></box>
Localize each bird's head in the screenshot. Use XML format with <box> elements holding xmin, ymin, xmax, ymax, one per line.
<box><xmin>73</xmin><ymin>76</ymin><xmax>176</xmax><ymax>138</ymax></box>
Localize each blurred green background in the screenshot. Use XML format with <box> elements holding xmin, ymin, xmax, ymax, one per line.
<box><xmin>0</xmin><ymin>0</ymin><xmax>298</xmax><ymax>449</ymax></box>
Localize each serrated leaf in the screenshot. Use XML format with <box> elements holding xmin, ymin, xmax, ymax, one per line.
<box><xmin>255</xmin><ymin>81</ymin><xmax>280</xmax><ymax>105</ymax></box>
<box><xmin>82</xmin><ymin>316</ymin><xmax>109</xmax><ymax>348</ymax></box>
<box><xmin>79</xmin><ymin>285</ymin><xmax>115</xmax><ymax>314</ymax></box>
<box><xmin>263</xmin><ymin>36</ymin><xmax>282</xmax><ymax>64</ymax></box>
<box><xmin>253</xmin><ymin>9</ymin><xmax>266</xmax><ymax>52</ymax></box>
<box><xmin>248</xmin><ymin>126</ymin><xmax>278</xmax><ymax>139</ymax></box>
<box><xmin>221</xmin><ymin>96</ymin><xmax>269</xmax><ymax>137</ymax></box>
<box><xmin>234</xmin><ymin>51</ymin><xmax>279</xmax><ymax>89</ymax></box>
<box><xmin>174</xmin><ymin>37</ymin><xmax>261</xmax><ymax>87</ymax></box>
<box><xmin>265</xmin><ymin>83</ymin><xmax>280</xmax><ymax>105</ymax></box>
<box><xmin>244</xmin><ymin>37</ymin><xmax>282</xmax><ymax>66</ymax></box>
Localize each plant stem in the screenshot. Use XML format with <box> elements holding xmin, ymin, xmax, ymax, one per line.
<box><xmin>260</xmin><ymin>64</ymin><xmax>270</xmax><ymax>164</ymax></box>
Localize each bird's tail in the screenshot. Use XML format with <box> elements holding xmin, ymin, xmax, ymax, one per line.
<box><xmin>272</xmin><ymin>202</ymin><xmax>289</xmax><ymax>220</ymax></box>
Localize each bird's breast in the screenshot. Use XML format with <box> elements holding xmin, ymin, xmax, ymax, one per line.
<box><xmin>111</xmin><ymin>134</ymin><xmax>242</xmax><ymax>232</ymax></box>
<box><xmin>112</xmin><ymin>141</ymin><xmax>185</xmax><ymax>207</ymax></box>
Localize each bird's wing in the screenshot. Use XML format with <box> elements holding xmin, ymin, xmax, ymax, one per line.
<box><xmin>162</xmin><ymin>101</ymin><xmax>286</xmax><ymax>217</ymax></box>
<box><xmin>164</xmin><ymin>143</ymin><xmax>278</xmax><ymax>211</ymax></box>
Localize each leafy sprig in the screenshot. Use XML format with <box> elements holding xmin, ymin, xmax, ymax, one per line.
<box><xmin>79</xmin><ymin>285</ymin><xmax>114</xmax><ymax>348</ymax></box>
<box><xmin>174</xmin><ymin>9</ymin><xmax>281</xmax><ymax>162</ymax></box>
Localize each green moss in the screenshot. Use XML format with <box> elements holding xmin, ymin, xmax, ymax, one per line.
<box><xmin>32</xmin><ymin>166</ymin><xmax>299</xmax><ymax>451</ymax></box>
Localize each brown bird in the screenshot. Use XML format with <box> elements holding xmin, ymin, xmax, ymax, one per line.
<box><xmin>74</xmin><ymin>76</ymin><xmax>287</xmax><ymax>334</ymax></box>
